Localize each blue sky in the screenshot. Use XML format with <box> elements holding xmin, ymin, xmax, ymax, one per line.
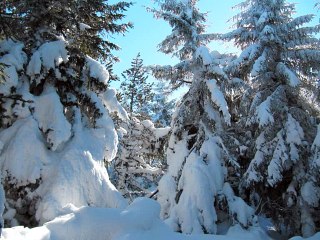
<box><xmin>109</xmin><ymin>0</ymin><xmax>319</xmax><ymax>89</ymax></box>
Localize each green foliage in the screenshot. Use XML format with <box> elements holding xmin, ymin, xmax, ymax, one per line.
<box><xmin>5</xmin><ymin>0</ymin><xmax>133</xmax><ymax>61</ymax></box>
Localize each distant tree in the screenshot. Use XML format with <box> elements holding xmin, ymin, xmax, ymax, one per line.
<box><xmin>120</xmin><ymin>53</ymin><xmax>154</xmax><ymax>119</ymax></box>
<box><xmin>150</xmin><ymin>81</ymin><xmax>176</xmax><ymax>127</ymax></box>
<box><xmin>223</xmin><ymin>0</ymin><xmax>320</xmax><ymax>237</ymax></box>
<box><xmin>150</xmin><ymin>0</ymin><xmax>254</xmax><ymax>234</ymax></box>
<box><xmin>0</xmin><ymin>0</ymin><xmax>132</xmax><ymax>227</ymax></box>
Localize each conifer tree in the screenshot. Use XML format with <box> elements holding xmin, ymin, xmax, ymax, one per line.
<box><xmin>150</xmin><ymin>81</ymin><xmax>176</xmax><ymax>127</ymax></box>
<box><xmin>119</xmin><ymin>53</ymin><xmax>154</xmax><ymax>119</ymax></box>
<box><xmin>223</xmin><ymin>0</ymin><xmax>320</xmax><ymax>237</ymax></box>
<box><xmin>150</xmin><ymin>0</ymin><xmax>254</xmax><ymax>234</ymax></box>
<box><xmin>0</xmin><ymin>0</ymin><xmax>132</xmax><ymax>227</ymax></box>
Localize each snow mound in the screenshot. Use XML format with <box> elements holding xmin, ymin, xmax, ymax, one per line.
<box><xmin>0</xmin><ymin>197</ymin><xmax>278</xmax><ymax>240</ymax></box>
<box><xmin>0</xmin><ymin>117</ymin><xmax>48</xmax><ymax>184</ymax></box>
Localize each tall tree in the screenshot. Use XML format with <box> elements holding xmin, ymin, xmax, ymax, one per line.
<box><xmin>223</xmin><ymin>0</ymin><xmax>320</xmax><ymax>237</ymax></box>
<box><xmin>0</xmin><ymin>0</ymin><xmax>132</xmax><ymax>227</ymax></box>
<box><xmin>120</xmin><ymin>53</ymin><xmax>154</xmax><ymax>119</ymax></box>
<box><xmin>150</xmin><ymin>0</ymin><xmax>254</xmax><ymax>234</ymax></box>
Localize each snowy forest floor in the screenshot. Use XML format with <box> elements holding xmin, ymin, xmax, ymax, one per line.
<box><xmin>1</xmin><ymin>198</ymin><xmax>319</xmax><ymax>240</ymax></box>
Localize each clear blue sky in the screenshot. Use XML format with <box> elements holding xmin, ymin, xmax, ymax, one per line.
<box><xmin>109</xmin><ymin>0</ymin><xmax>319</xmax><ymax>90</ymax></box>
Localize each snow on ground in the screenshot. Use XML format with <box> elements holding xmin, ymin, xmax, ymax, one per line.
<box><xmin>1</xmin><ymin>197</ymin><xmax>318</xmax><ymax>240</ymax></box>
<box><xmin>0</xmin><ymin>198</ymin><xmax>263</xmax><ymax>240</ymax></box>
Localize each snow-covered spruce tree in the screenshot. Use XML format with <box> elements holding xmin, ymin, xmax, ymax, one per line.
<box><xmin>223</xmin><ymin>0</ymin><xmax>320</xmax><ymax>237</ymax></box>
<box><xmin>119</xmin><ymin>53</ymin><xmax>154</xmax><ymax>120</ymax></box>
<box><xmin>112</xmin><ymin>117</ymin><xmax>170</xmax><ymax>201</ymax></box>
<box><xmin>150</xmin><ymin>0</ymin><xmax>255</xmax><ymax>234</ymax></box>
<box><xmin>0</xmin><ymin>0</ymin><xmax>132</xmax><ymax>227</ymax></box>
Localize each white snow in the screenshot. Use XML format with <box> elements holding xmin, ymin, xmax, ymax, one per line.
<box><xmin>79</xmin><ymin>23</ymin><xmax>92</xmax><ymax>31</ymax></box>
<box><xmin>301</xmin><ymin>182</ymin><xmax>320</xmax><ymax>207</ymax></box>
<box><xmin>290</xmin><ymin>232</ymin><xmax>320</xmax><ymax>240</ymax></box>
<box><xmin>276</xmin><ymin>63</ymin><xmax>300</xmax><ymax>87</ymax></box>
<box><xmin>257</xmin><ymin>12</ymin><xmax>269</xmax><ymax>25</ymax></box>
<box><xmin>0</xmin><ymin>39</ymin><xmax>26</xmax><ymax>71</ymax></box>
<box><xmin>223</xmin><ymin>183</ymin><xmax>255</xmax><ymax>227</ymax></box>
<box><xmin>206</xmin><ymin>79</ymin><xmax>231</xmax><ymax>125</ymax></box>
<box><xmin>228</xmin><ymin>44</ymin><xmax>261</xmax><ymax>72</ymax></box>
<box><xmin>33</xmin><ymin>87</ymin><xmax>72</xmax><ymax>151</ymax></box>
<box><xmin>255</xmin><ymin>95</ymin><xmax>274</xmax><ymax>127</ymax></box>
<box><xmin>2</xmin><ymin>197</ymin><xmax>316</xmax><ymax>240</ymax></box>
<box><xmin>139</xmin><ymin>119</ymin><xmax>171</xmax><ymax>139</ymax></box>
<box><xmin>245</xmin><ymin>151</ymin><xmax>264</xmax><ymax>184</ymax></box>
<box><xmin>0</xmin><ymin>107</ymin><xmax>126</xmax><ymax>224</ymax></box>
<box><xmin>285</xmin><ymin>114</ymin><xmax>304</xmax><ymax>161</ymax></box>
<box><xmin>35</xmin><ymin>107</ymin><xmax>126</xmax><ymax>224</ymax></box>
<box><xmin>154</xmin><ymin>127</ymin><xmax>171</xmax><ymax>139</ymax></box>
<box><xmin>0</xmin><ymin>40</ymin><xmax>27</xmax><ymax>95</ymax></box>
<box><xmin>27</xmin><ymin>40</ymin><xmax>69</xmax><ymax>81</ymax></box>
<box><xmin>244</xmin><ymin>133</ymin><xmax>266</xmax><ymax>185</ymax></box>
<box><xmin>267</xmin><ymin>132</ymin><xmax>287</xmax><ymax>187</ymax></box>
<box><xmin>141</xmin><ymin>119</ymin><xmax>154</xmax><ymax>129</ymax></box>
<box><xmin>0</xmin><ymin>82</ymin><xmax>125</xmax><ymax>225</ymax></box>
<box><xmin>26</xmin><ymin>51</ymin><xmax>41</xmax><ymax>76</ymax></box>
<box><xmin>195</xmin><ymin>46</ymin><xmax>212</xmax><ymax>65</ymax></box>
<box><xmin>0</xmin><ymin>117</ymin><xmax>47</xmax><ymax>185</ymax></box>
<box><xmin>86</xmin><ymin>57</ymin><xmax>110</xmax><ymax>84</ymax></box>
<box><xmin>175</xmin><ymin>150</ymin><xmax>218</xmax><ymax>234</ymax></box>
<box><xmin>102</xmin><ymin>88</ymin><xmax>129</xmax><ymax>121</ymax></box>
<box><xmin>0</xmin><ymin>198</ymin><xmax>274</xmax><ymax>240</ymax></box>
<box><xmin>251</xmin><ymin>50</ymin><xmax>267</xmax><ymax>77</ymax></box>
<box><xmin>87</xmin><ymin>92</ymin><xmax>120</xmax><ymax>161</ymax></box>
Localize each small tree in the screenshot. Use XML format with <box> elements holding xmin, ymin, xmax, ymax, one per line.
<box><xmin>120</xmin><ymin>53</ymin><xmax>154</xmax><ymax>119</ymax></box>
